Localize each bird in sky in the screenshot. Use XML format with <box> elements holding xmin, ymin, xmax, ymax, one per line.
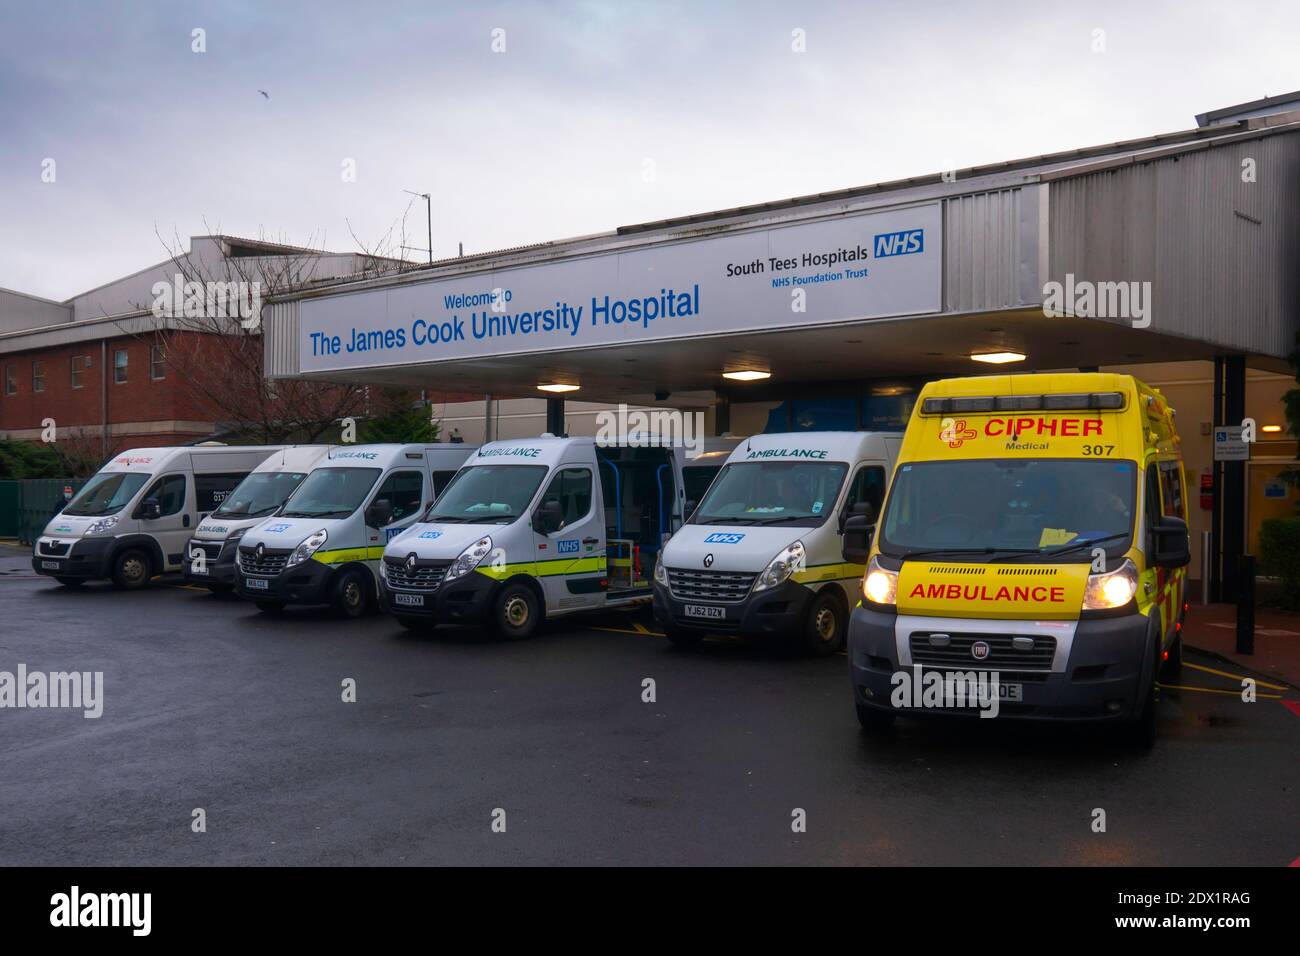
<box><xmin>257</xmin><ymin>90</ymin><xmax>269</xmax><ymax>99</ymax></box>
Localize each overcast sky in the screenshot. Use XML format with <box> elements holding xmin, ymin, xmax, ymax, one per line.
<box><xmin>3</xmin><ymin>0</ymin><xmax>1298</xmax><ymax>300</ymax></box>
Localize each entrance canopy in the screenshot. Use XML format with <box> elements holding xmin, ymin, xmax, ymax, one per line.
<box><xmin>264</xmin><ymin>110</ymin><xmax>1300</xmax><ymax>406</ymax></box>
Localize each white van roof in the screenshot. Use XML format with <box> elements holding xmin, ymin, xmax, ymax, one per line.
<box><xmin>250</xmin><ymin>445</ymin><xmax>334</xmax><ymax>474</ymax></box>
<box><xmin>471</xmin><ymin>436</ymin><xmax>590</xmax><ymax>469</ymax></box>
<box><xmin>724</xmin><ymin>431</ymin><xmax>896</xmax><ymax>465</ymax></box>
<box><xmin>102</xmin><ymin>445</ymin><xmax>284</xmax><ymax>473</ymax></box>
<box><xmin>322</xmin><ymin>443</ymin><xmax>477</xmax><ymax>470</ymax></box>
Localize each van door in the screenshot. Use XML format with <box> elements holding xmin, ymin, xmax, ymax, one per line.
<box><xmin>367</xmin><ymin>469</ymin><xmax>426</xmax><ymax>551</ymax></box>
<box><xmin>532</xmin><ymin>465</ymin><xmax>604</xmax><ymax>612</ymax></box>
<box><xmin>136</xmin><ymin>473</ymin><xmax>190</xmax><ymax>570</ymax></box>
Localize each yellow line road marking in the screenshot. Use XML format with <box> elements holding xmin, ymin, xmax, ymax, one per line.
<box><xmin>1158</xmin><ymin>682</ymin><xmax>1282</xmax><ymax>699</ymax></box>
<box><xmin>590</xmin><ymin>626</ymin><xmax>666</xmax><ymax>638</ymax></box>
<box><xmin>631</xmin><ymin>621</ymin><xmax>651</xmax><ymax>635</ymax></box>
<box><xmin>1183</xmin><ymin>660</ymin><xmax>1288</xmax><ymax>691</ymax></box>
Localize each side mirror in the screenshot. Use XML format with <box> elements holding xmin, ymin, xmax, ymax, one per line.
<box><xmin>1152</xmin><ymin>515</ymin><xmax>1190</xmax><ymax>568</ymax></box>
<box><xmin>367</xmin><ymin>498</ymin><xmax>394</xmax><ymax>528</ymax></box>
<box><xmin>534</xmin><ymin>499</ymin><xmax>564</xmax><ymax>535</ymax></box>
<box><xmin>842</xmin><ymin>512</ymin><xmax>875</xmax><ymax>565</ymax></box>
<box><xmin>840</xmin><ymin>499</ymin><xmax>875</xmax><ymax>532</ymax></box>
<box><xmin>138</xmin><ymin>498</ymin><xmax>161</xmax><ymax>520</ymax></box>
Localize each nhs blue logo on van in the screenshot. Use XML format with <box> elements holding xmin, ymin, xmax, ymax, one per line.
<box><xmin>872</xmin><ymin>229</ymin><xmax>924</xmax><ymax>258</ymax></box>
<box><xmin>557</xmin><ymin>539</ymin><xmax>581</xmax><ymax>554</ymax></box>
<box><xmin>418</xmin><ymin>530</ymin><xmax>443</xmax><ymax>539</ymax></box>
<box><xmin>704</xmin><ymin>532</ymin><xmax>745</xmax><ymax>544</ymax></box>
<box><xmin>264</xmin><ymin>523</ymin><xmax>291</xmax><ymax>534</ymax></box>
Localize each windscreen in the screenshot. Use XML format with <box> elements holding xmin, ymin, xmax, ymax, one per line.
<box><xmin>280</xmin><ymin>468</ymin><xmax>381</xmax><ymax>518</ymax></box>
<box><xmin>428</xmin><ymin>465</ymin><xmax>548</xmax><ymax>523</ymax></box>
<box><xmin>62</xmin><ymin>472</ymin><xmax>149</xmax><ymax>516</ymax></box>
<box><xmin>879</xmin><ymin>458</ymin><xmax>1137</xmax><ymax>561</ymax></box>
<box><xmin>692</xmin><ymin>460</ymin><xmax>848</xmax><ymax>528</ymax></box>
<box><xmin>213</xmin><ymin>472</ymin><xmax>308</xmax><ymax>519</ymax></box>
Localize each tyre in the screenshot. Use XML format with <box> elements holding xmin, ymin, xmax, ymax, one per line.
<box><xmin>255</xmin><ymin>599</ymin><xmax>286</xmax><ymax>614</ymax></box>
<box><xmin>799</xmin><ymin>589</ymin><xmax>847</xmax><ymax>656</ymax></box>
<box><xmin>664</xmin><ymin>623</ymin><xmax>704</xmax><ymax>649</ymax></box>
<box><xmin>492</xmin><ymin>581</ymin><xmax>540</xmax><ymax>640</ymax></box>
<box><xmin>54</xmin><ymin>576</ymin><xmax>84</xmax><ymax>587</ymax></box>
<box><xmin>856</xmin><ymin>704</ymin><xmax>896</xmax><ymax>734</ymax></box>
<box><xmin>330</xmin><ymin>567</ymin><xmax>371</xmax><ymax>619</ymax></box>
<box><xmin>111</xmin><ymin>548</ymin><xmax>152</xmax><ymax>590</ymax></box>
<box><xmin>1122</xmin><ymin>621</ymin><xmax>1161</xmax><ymax>749</ymax></box>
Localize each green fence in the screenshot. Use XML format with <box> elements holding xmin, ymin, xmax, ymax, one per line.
<box><xmin>13</xmin><ymin>478</ymin><xmax>86</xmax><ymax>545</ymax></box>
<box><xmin>0</xmin><ymin>480</ymin><xmax>18</xmax><ymax>538</ymax></box>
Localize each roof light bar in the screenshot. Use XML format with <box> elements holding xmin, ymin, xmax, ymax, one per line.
<box><xmin>922</xmin><ymin>392</ymin><xmax>1126</xmax><ymax>415</ymax></box>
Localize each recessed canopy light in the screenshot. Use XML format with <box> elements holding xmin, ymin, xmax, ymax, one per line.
<box><xmin>722</xmin><ymin>369</ymin><xmax>771</xmax><ymax>382</ymax></box>
<box><xmin>537</xmin><ymin>383</ymin><xmax>580</xmax><ymax>393</ymax></box>
<box><xmin>970</xmin><ymin>351</ymin><xmax>1026</xmax><ymax>365</ymax></box>
<box><xmin>1261</xmin><ymin>424</ymin><xmax>1283</xmax><ymax>433</ymax></box>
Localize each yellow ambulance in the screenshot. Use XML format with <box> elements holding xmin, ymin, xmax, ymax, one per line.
<box><xmin>843</xmin><ymin>372</ymin><xmax>1190</xmax><ymax>744</ymax></box>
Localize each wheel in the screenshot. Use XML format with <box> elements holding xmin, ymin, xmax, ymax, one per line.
<box><xmin>255</xmin><ymin>600</ymin><xmax>286</xmax><ymax>614</ymax></box>
<box><xmin>799</xmin><ymin>589</ymin><xmax>847</xmax><ymax>655</ymax></box>
<box><xmin>111</xmin><ymin>548</ymin><xmax>152</xmax><ymax>590</ymax></box>
<box><xmin>1160</xmin><ymin>633</ymin><xmax>1183</xmax><ymax>680</ymax></box>
<box><xmin>330</xmin><ymin>567</ymin><xmax>371</xmax><ymax>619</ymax></box>
<box><xmin>54</xmin><ymin>576</ymin><xmax>84</xmax><ymax>587</ymax></box>
<box><xmin>856</xmin><ymin>704</ymin><xmax>896</xmax><ymax>733</ymax></box>
<box><xmin>492</xmin><ymin>582</ymin><xmax>540</xmax><ymax>640</ymax></box>
<box><xmin>664</xmin><ymin>623</ymin><xmax>704</xmax><ymax>648</ymax></box>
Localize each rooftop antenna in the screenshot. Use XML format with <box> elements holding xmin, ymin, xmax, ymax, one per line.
<box><xmin>402</xmin><ymin>189</ymin><xmax>432</xmax><ymax>265</ymax></box>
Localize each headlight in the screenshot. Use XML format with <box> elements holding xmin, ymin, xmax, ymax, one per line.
<box><xmin>286</xmin><ymin>528</ymin><xmax>329</xmax><ymax>568</ymax></box>
<box><xmin>445</xmin><ymin>536</ymin><xmax>493</xmax><ymax>582</ymax></box>
<box><xmin>862</xmin><ymin>555</ymin><xmax>898</xmax><ymax>607</ymax></box>
<box><xmin>86</xmin><ymin>515</ymin><xmax>119</xmax><ymax>535</ymax></box>
<box><xmin>654</xmin><ymin>560</ymin><xmax>668</xmax><ymax>585</ymax></box>
<box><xmin>1083</xmin><ymin>558</ymin><xmax>1138</xmax><ymax>610</ymax></box>
<box><xmin>752</xmin><ymin>540</ymin><xmax>805</xmax><ymax>593</ymax></box>
<box><xmin>227</xmin><ymin>527</ymin><xmax>249</xmax><ymax>546</ymax></box>
<box><xmin>377</xmin><ymin>559</ymin><xmax>388</xmax><ymax>580</ymax></box>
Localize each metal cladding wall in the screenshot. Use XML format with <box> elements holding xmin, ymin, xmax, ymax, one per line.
<box><xmin>263</xmin><ymin>300</ymin><xmax>299</xmax><ymax>376</ymax></box>
<box><xmin>943</xmin><ymin>185</ymin><xmax>1044</xmax><ymax>313</ymax></box>
<box><xmin>1047</xmin><ymin>129</ymin><xmax>1300</xmax><ymax>359</ymax></box>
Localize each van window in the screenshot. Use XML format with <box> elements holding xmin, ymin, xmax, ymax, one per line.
<box><xmin>282</xmin><ymin>468</ymin><xmax>382</xmax><ymax>518</ymax></box>
<box><xmin>693</xmin><ymin>459</ymin><xmax>849</xmax><ymax>528</ymax></box>
<box><xmin>879</xmin><ymin>459</ymin><xmax>1137</xmax><ymax>561</ymax></box>
<box><xmin>63</xmin><ymin>472</ymin><xmax>149</xmax><ymax>516</ymax></box>
<box><xmin>430</xmin><ymin>465</ymin><xmax>548</xmax><ymax>524</ymax></box>
<box><xmin>843</xmin><ymin>465</ymin><xmax>886</xmax><ymax>518</ymax></box>
<box><xmin>140</xmin><ymin>475</ymin><xmax>186</xmax><ymax>518</ymax></box>
<box><xmin>1158</xmin><ymin>461</ymin><xmax>1184</xmax><ymax>518</ymax></box>
<box><xmin>682</xmin><ymin>465</ymin><xmax>718</xmax><ymax>510</ymax></box>
<box><xmin>432</xmin><ymin>470</ymin><xmax>459</xmax><ymax>496</ymax></box>
<box><xmin>539</xmin><ymin>468</ymin><xmax>593</xmax><ymax>529</ymax></box>
<box><xmin>214</xmin><ymin>472</ymin><xmax>308</xmax><ymax>518</ymax></box>
<box><xmin>373</xmin><ymin>471</ymin><xmax>424</xmax><ymax>522</ymax></box>
<box><xmin>195</xmin><ymin>472</ymin><xmax>249</xmax><ymax>513</ymax></box>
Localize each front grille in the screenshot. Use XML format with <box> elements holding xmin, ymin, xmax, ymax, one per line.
<box><xmin>909</xmin><ymin>632</ymin><xmax>1057</xmax><ymax>671</ymax></box>
<box><xmin>40</xmin><ymin>540</ymin><xmax>71</xmax><ymax>557</ymax></box>
<box><xmin>238</xmin><ymin>546</ymin><xmax>290</xmax><ymax>577</ymax></box>
<box><xmin>666</xmin><ymin>567</ymin><xmax>757</xmax><ymax>603</ymax></box>
<box><xmin>188</xmin><ymin>540</ymin><xmax>224</xmax><ymax>562</ymax></box>
<box><xmin>384</xmin><ymin>560</ymin><xmax>449</xmax><ymax>592</ymax></box>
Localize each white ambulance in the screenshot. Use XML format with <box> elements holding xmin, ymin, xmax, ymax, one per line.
<box><xmin>234</xmin><ymin>443</ymin><xmax>476</xmax><ymax>617</ymax></box>
<box><xmin>652</xmin><ymin>432</ymin><xmax>901</xmax><ymax>654</ymax></box>
<box><xmin>32</xmin><ymin>445</ymin><xmax>284</xmax><ymax>589</ymax></box>
<box><xmin>377</xmin><ymin>435</ymin><xmax>700</xmax><ymax>637</ymax></box>
<box><xmin>183</xmin><ymin>445</ymin><xmax>335</xmax><ymax>593</ymax></box>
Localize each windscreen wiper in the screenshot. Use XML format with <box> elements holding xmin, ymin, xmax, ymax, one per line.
<box><xmin>896</xmin><ymin>547</ymin><xmax>1024</xmax><ymax>559</ymax></box>
<box><xmin>753</xmin><ymin>514</ymin><xmax>813</xmax><ymax>525</ymax></box>
<box><xmin>988</xmin><ymin>532</ymin><xmax>1131</xmax><ymax>563</ymax></box>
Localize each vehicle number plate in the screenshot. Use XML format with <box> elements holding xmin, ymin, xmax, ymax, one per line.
<box><xmin>41</xmin><ymin>560</ymin><xmax>60</xmax><ymax>570</ymax></box>
<box><xmin>684</xmin><ymin>604</ymin><xmax>725</xmax><ymax>620</ymax></box>
<box><xmin>394</xmin><ymin>593</ymin><xmax>424</xmax><ymax>607</ymax></box>
<box><xmin>245</xmin><ymin>577</ymin><xmax>269</xmax><ymax>590</ymax></box>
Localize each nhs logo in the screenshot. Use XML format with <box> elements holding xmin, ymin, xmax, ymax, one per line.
<box><xmin>872</xmin><ymin>228</ymin><xmax>924</xmax><ymax>258</ymax></box>
<box><xmin>703</xmin><ymin>532</ymin><xmax>745</xmax><ymax>544</ymax></box>
<box><xmin>418</xmin><ymin>530</ymin><xmax>443</xmax><ymax>539</ymax></box>
<box><xmin>557</xmin><ymin>539</ymin><xmax>581</xmax><ymax>554</ymax></box>
<box><xmin>264</xmin><ymin>523</ymin><xmax>291</xmax><ymax>534</ymax></box>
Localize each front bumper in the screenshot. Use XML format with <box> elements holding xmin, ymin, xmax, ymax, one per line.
<box><xmin>848</xmin><ymin>605</ymin><xmax>1152</xmax><ymax>722</ymax></box>
<box><xmin>183</xmin><ymin>537</ymin><xmax>238</xmax><ymax>587</ymax></box>
<box><xmin>378</xmin><ymin>568</ymin><xmax>497</xmax><ymax>625</ymax></box>
<box><xmin>235</xmin><ymin>557</ymin><xmax>334</xmax><ymax>606</ymax></box>
<box><xmin>32</xmin><ymin>536</ymin><xmax>114</xmax><ymax>580</ymax></box>
<box><xmin>651</xmin><ymin>577</ymin><xmax>814</xmax><ymax>638</ymax></box>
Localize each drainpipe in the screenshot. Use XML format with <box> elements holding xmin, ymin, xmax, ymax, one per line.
<box><xmin>100</xmin><ymin>338</ymin><xmax>108</xmax><ymax>457</ymax></box>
